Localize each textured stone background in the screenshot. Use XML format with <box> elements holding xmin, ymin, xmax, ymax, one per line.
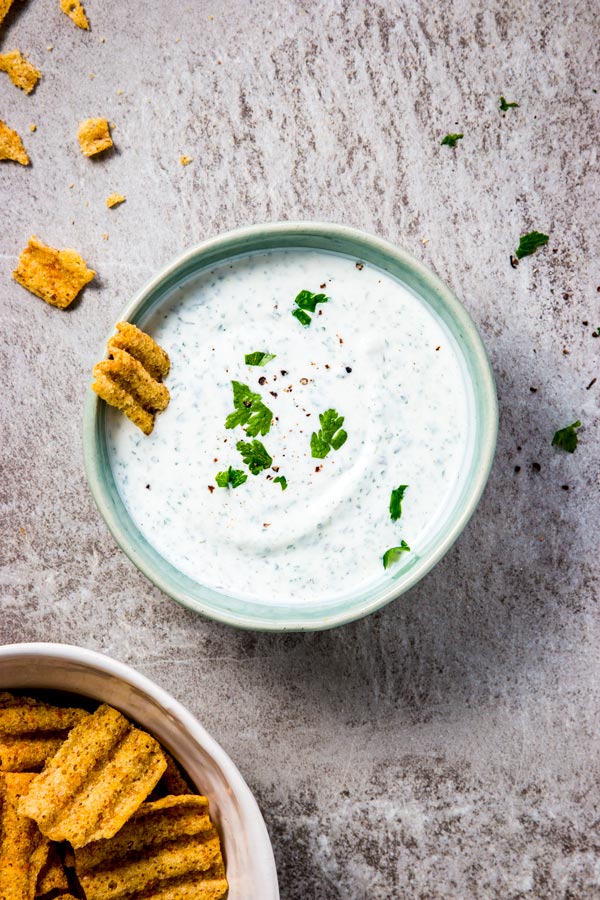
<box><xmin>1</xmin><ymin>1</ymin><xmax>599</xmax><ymax>897</ymax></box>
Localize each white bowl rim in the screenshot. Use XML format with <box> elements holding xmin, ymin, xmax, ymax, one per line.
<box><xmin>0</xmin><ymin>641</ymin><xmax>279</xmax><ymax>898</ymax></box>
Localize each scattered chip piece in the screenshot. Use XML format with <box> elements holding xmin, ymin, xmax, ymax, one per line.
<box><xmin>0</xmin><ymin>50</ymin><xmax>42</xmax><ymax>94</ymax></box>
<box><xmin>74</xmin><ymin>794</ymin><xmax>228</xmax><ymax>900</ymax></box>
<box><xmin>60</xmin><ymin>0</ymin><xmax>89</xmax><ymax>29</ymax></box>
<box><xmin>180</xmin><ymin>154</ymin><xmax>193</xmax><ymax>165</ymax></box>
<box><xmin>19</xmin><ymin>703</ymin><xmax>167</xmax><ymax>848</ymax></box>
<box><xmin>77</xmin><ymin>118</ymin><xmax>112</xmax><ymax>157</ymax></box>
<box><xmin>36</xmin><ymin>844</ymin><xmax>69</xmax><ymax>896</ymax></box>
<box><xmin>92</xmin><ymin>323</ymin><xmax>170</xmax><ymax>434</ymax></box>
<box><xmin>29</xmin><ymin>123</ymin><xmax>36</xmax><ymax>132</ymax></box>
<box><xmin>106</xmin><ymin>192</ymin><xmax>125</xmax><ymax>208</ymax></box>
<box><xmin>0</xmin><ymin>0</ymin><xmax>15</xmax><ymax>30</ymax></box>
<box><xmin>0</xmin><ymin>119</ymin><xmax>29</xmax><ymax>165</ymax></box>
<box><xmin>0</xmin><ymin>773</ymin><xmax>50</xmax><ymax>900</ymax></box>
<box><xmin>0</xmin><ymin>691</ymin><xmax>89</xmax><ymax>772</ymax></box>
<box><xmin>13</xmin><ymin>236</ymin><xmax>95</xmax><ymax>309</ymax></box>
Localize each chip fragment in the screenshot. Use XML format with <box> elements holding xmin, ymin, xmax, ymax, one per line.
<box><xmin>74</xmin><ymin>794</ymin><xmax>228</xmax><ymax>900</ymax></box>
<box><xmin>18</xmin><ymin>703</ymin><xmax>167</xmax><ymax>848</ymax></box>
<box><xmin>0</xmin><ymin>119</ymin><xmax>29</xmax><ymax>165</ymax></box>
<box><xmin>36</xmin><ymin>844</ymin><xmax>69</xmax><ymax>896</ymax></box>
<box><xmin>92</xmin><ymin>323</ymin><xmax>171</xmax><ymax>434</ymax></box>
<box><xmin>77</xmin><ymin>118</ymin><xmax>112</xmax><ymax>157</ymax></box>
<box><xmin>0</xmin><ymin>773</ymin><xmax>50</xmax><ymax>900</ymax></box>
<box><xmin>60</xmin><ymin>0</ymin><xmax>89</xmax><ymax>29</ymax></box>
<box><xmin>106</xmin><ymin>192</ymin><xmax>125</xmax><ymax>208</ymax></box>
<box><xmin>13</xmin><ymin>235</ymin><xmax>96</xmax><ymax>309</ymax></box>
<box><xmin>0</xmin><ymin>50</ymin><xmax>42</xmax><ymax>93</ymax></box>
<box><xmin>0</xmin><ymin>692</ymin><xmax>89</xmax><ymax>772</ymax></box>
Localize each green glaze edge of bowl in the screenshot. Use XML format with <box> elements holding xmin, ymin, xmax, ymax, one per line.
<box><xmin>83</xmin><ymin>221</ymin><xmax>498</xmax><ymax>631</ymax></box>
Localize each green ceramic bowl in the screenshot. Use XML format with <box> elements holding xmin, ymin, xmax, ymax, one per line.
<box><xmin>83</xmin><ymin>222</ymin><xmax>497</xmax><ymax>631</ymax></box>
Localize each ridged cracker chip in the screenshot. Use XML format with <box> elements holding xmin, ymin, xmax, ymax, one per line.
<box><xmin>0</xmin><ymin>118</ymin><xmax>29</xmax><ymax>165</ymax></box>
<box><xmin>74</xmin><ymin>794</ymin><xmax>228</xmax><ymax>900</ymax></box>
<box><xmin>0</xmin><ymin>692</ymin><xmax>89</xmax><ymax>772</ymax></box>
<box><xmin>13</xmin><ymin>235</ymin><xmax>95</xmax><ymax>308</ymax></box>
<box><xmin>18</xmin><ymin>703</ymin><xmax>167</xmax><ymax>848</ymax></box>
<box><xmin>60</xmin><ymin>0</ymin><xmax>89</xmax><ymax>30</ymax></box>
<box><xmin>0</xmin><ymin>50</ymin><xmax>41</xmax><ymax>93</ymax></box>
<box><xmin>107</xmin><ymin>321</ymin><xmax>170</xmax><ymax>381</ymax></box>
<box><xmin>77</xmin><ymin>118</ymin><xmax>112</xmax><ymax>157</ymax></box>
<box><xmin>0</xmin><ymin>773</ymin><xmax>50</xmax><ymax>900</ymax></box>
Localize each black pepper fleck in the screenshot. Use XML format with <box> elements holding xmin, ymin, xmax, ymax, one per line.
<box><xmin>270</xmin><ymin>391</ymin><xmax>278</xmax><ymax>397</ymax></box>
<box><xmin>280</xmin><ymin>370</ymin><xmax>288</xmax><ymax>376</ymax></box>
<box><xmin>530</xmin><ymin>387</ymin><xmax>537</xmax><ymax>393</ymax></box>
<box><xmin>514</xmin><ymin>465</ymin><xmax>521</xmax><ymax>473</ymax></box>
<box><xmin>561</xmin><ymin>485</ymin><xmax>570</xmax><ymax>491</ymax></box>
<box><xmin>532</xmin><ymin>462</ymin><xmax>541</xmax><ymax>472</ymax></box>
<box><xmin>145</xmin><ymin>484</ymin><xmax>151</xmax><ymax>490</ymax></box>
<box><xmin>208</xmin><ymin>485</ymin><xmax>215</xmax><ymax>493</ymax></box>
<box><xmin>510</xmin><ymin>255</ymin><xmax>519</xmax><ymax>269</ymax></box>
<box><xmin>356</xmin><ymin>261</ymin><xmax>364</xmax><ymax>270</ymax></box>
<box><xmin>345</xmin><ymin>366</ymin><xmax>352</xmax><ymax>373</ymax></box>
<box><xmin>258</xmin><ymin>376</ymin><xmax>267</xmax><ymax>385</ymax></box>
<box><xmin>320</xmin><ymin>283</ymin><xmax>326</xmax><ymax>289</ymax></box>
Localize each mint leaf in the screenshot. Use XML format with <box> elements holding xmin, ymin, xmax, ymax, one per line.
<box><xmin>245</xmin><ymin>351</ymin><xmax>276</xmax><ymax>367</ymax></box>
<box><xmin>273</xmin><ymin>475</ymin><xmax>287</xmax><ymax>491</ymax></box>
<box><xmin>500</xmin><ymin>96</ymin><xmax>519</xmax><ymax>111</ymax></box>
<box><xmin>310</xmin><ymin>408</ymin><xmax>348</xmax><ymax>459</ymax></box>
<box><xmin>225</xmin><ymin>381</ymin><xmax>273</xmax><ymax>437</ymax></box>
<box><xmin>292</xmin><ymin>308</ymin><xmax>312</xmax><ymax>327</ymax></box>
<box><xmin>215</xmin><ymin>466</ymin><xmax>247</xmax><ymax>489</ymax></box>
<box><xmin>389</xmin><ymin>485</ymin><xmax>408</xmax><ymax>522</ymax></box>
<box><xmin>551</xmin><ymin>420</ymin><xmax>581</xmax><ymax>453</ymax></box>
<box><xmin>382</xmin><ymin>542</ymin><xmax>410</xmax><ymax>569</ymax></box>
<box><xmin>441</xmin><ymin>133</ymin><xmax>463</xmax><ymax>147</ymax></box>
<box><xmin>515</xmin><ymin>231</ymin><xmax>549</xmax><ymax>259</ymax></box>
<box><xmin>294</xmin><ymin>289</ymin><xmax>329</xmax><ymax>313</ymax></box>
<box><xmin>236</xmin><ymin>439</ymin><xmax>272</xmax><ymax>475</ymax></box>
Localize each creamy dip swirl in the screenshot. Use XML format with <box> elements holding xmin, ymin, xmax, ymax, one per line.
<box><xmin>107</xmin><ymin>249</ymin><xmax>474</xmax><ymax>607</ymax></box>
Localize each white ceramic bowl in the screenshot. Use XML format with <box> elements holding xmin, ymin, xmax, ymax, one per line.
<box><xmin>0</xmin><ymin>642</ymin><xmax>279</xmax><ymax>900</ymax></box>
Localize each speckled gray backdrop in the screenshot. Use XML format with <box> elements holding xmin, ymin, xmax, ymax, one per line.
<box><xmin>1</xmin><ymin>0</ymin><xmax>599</xmax><ymax>897</ymax></box>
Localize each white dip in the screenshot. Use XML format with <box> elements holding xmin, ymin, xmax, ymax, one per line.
<box><xmin>107</xmin><ymin>249</ymin><xmax>475</xmax><ymax>607</ymax></box>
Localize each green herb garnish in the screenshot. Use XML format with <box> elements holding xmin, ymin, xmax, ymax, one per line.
<box><xmin>310</xmin><ymin>408</ymin><xmax>347</xmax><ymax>459</ymax></box>
<box><xmin>515</xmin><ymin>231</ymin><xmax>549</xmax><ymax>259</ymax></box>
<box><xmin>389</xmin><ymin>485</ymin><xmax>408</xmax><ymax>522</ymax></box>
<box><xmin>236</xmin><ymin>439</ymin><xmax>273</xmax><ymax>475</ymax></box>
<box><xmin>215</xmin><ymin>467</ymin><xmax>248</xmax><ymax>489</ymax></box>
<box><xmin>441</xmin><ymin>133</ymin><xmax>463</xmax><ymax>147</ymax></box>
<box><xmin>292</xmin><ymin>308</ymin><xmax>312</xmax><ymax>327</ymax></box>
<box><xmin>273</xmin><ymin>475</ymin><xmax>288</xmax><ymax>491</ymax></box>
<box><xmin>225</xmin><ymin>381</ymin><xmax>273</xmax><ymax>437</ymax></box>
<box><xmin>500</xmin><ymin>96</ymin><xmax>519</xmax><ymax>111</ymax></box>
<box><xmin>551</xmin><ymin>420</ymin><xmax>581</xmax><ymax>453</ymax></box>
<box><xmin>245</xmin><ymin>351</ymin><xmax>276</xmax><ymax>367</ymax></box>
<box><xmin>292</xmin><ymin>289</ymin><xmax>329</xmax><ymax>327</ymax></box>
<box><xmin>382</xmin><ymin>542</ymin><xmax>411</xmax><ymax>569</ymax></box>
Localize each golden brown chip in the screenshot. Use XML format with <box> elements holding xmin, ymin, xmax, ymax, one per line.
<box><xmin>0</xmin><ymin>692</ymin><xmax>89</xmax><ymax>773</ymax></box>
<box><xmin>180</xmin><ymin>155</ymin><xmax>193</xmax><ymax>166</ymax></box>
<box><xmin>77</xmin><ymin>118</ymin><xmax>112</xmax><ymax>157</ymax></box>
<box><xmin>74</xmin><ymin>794</ymin><xmax>228</xmax><ymax>900</ymax></box>
<box><xmin>13</xmin><ymin>235</ymin><xmax>95</xmax><ymax>308</ymax></box>
<box><xmin>106</xmin><ymin>192</ymin><xmax>125</xmax><ymax>208</ymax></box>
<box><xmin>18</xmin><ymin>703</ymin><xmax>167</xmax><ymax>849</ymax></box>
<box><xmin>0</xmin><ymin>50</ymin><xmax>41</xmax><ymax>93</ymax></box>
<box><xmin>0</xmin><ymin>119</ymin><xmax>29</xmax><ymax>165</ymax></box>
<box><xmin>60</xmin><ymin>0</ymin><xmax>89</xmax><ymax>29</ymax></box>
<box><xmin>0</xmin><ymin>773</ymin><xmax>50</xmax><ymax>900</ymax></box>
<box><xmin>107</xmin><ymin>321</ymin><xmax>170</xmax><ymax>381</ymax></box>
<box><xmin>0</xmin><ymin>0</ymin><xmax>15</xmax><ymax>30</ymax></box>
<box><xmin>150</xmin><ymin>751</ymin><xmax>193</xmax><ymax>799</ymax></box>
<box><xmin>36</xmin><ymin>844</ymin><xmax>69</xmax><ymax>896</ymax></box>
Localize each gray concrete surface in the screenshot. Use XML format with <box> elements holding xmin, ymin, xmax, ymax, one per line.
<box><xmin>1</xmin><ymin>1</ymin><xmax>599</xmax><ymax>897</ymax></box>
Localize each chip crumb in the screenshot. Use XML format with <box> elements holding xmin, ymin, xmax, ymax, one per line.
<box><xmin>101</xmin><ymin>232</ymin><xmax>109</xmax><ymax>240</ymax></box>
<box><xmin>106</xmin><ymin>192</ymin><xmax>125</xmax><ymax>208</ymax></box>
<box><xmin>60</xmin><ymin>0</ymin><xmax>89</xmax><ymax>30</ymax></box>
<box><xmin>0</xmin><ymin>119</ymin><xmax>29</xmax><ymax>165</ymax></box>
<box><xmin>77</xmin><ymin>117</ymin><xmax>113</xmax><ymax>157</ymax></box>
<box><xmin>116</xmin><ymin>88</ymin><xmax>123</xmax><ymax>95</ymax></box>
<box><xmin>0</xmin><ymin>50</ymin><xmax>42</xmax><ymax>94</ymax></box>
<box><xmin>13</xmin><ymin>235</ymin><xmax>95</xmax><ymax>309</ymax></box>
<box><xmin>29</xmin><ymin>123</ymin><xmax>36</xmax><ymax>132</ymax></box>
<box><xmin>180</xmin><ymin>154</ymin><xmax>193</xmax><ymax>166</ymax></box>
<box><xmin>89</xmin><ymin>71</ymin><xmax>95</xmax><ymax>79</ymax></box>
<box><xmin>47</xmin><ymin>45</ymin><xmax>53</xmax><ymax>51</ymax></box>
<box><xmin>99</xmin><ymin>35</ymin><xmax>105</xmax><ymax>42</ymax></box>
<box><xmin>68</xmin><ymin>182</ymin><xmax>74</xmax><ymax>188</ymax></box>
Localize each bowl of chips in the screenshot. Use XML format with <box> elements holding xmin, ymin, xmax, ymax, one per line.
<box><xmin>0</xmin><ymin>642</ymin><xmax>279</xmax><ymax>899</ymax></box>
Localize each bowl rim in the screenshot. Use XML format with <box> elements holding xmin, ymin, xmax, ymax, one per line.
<box><xmin>83</xmin><ymin>220</ymin><xmax>498</xmax><ymax>631</ymax></box>
<box><xmin>0</xmin><ymin>641</ymin><xmax>279</xmax><ymax>897</ymax></box>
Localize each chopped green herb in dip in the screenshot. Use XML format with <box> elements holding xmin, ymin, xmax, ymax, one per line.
<box><xmin>500</xmin><ymin>96</ymin><xmax>519</xmax><ymax>111</ymax></box>
<box><xmin>292</xmin><ymin>289</ymin><xmax>329</xmax><ymax>327</ymax></box>
<box><xmin>389</xmin><ymin>485</ymin><xmax>408</xmax><ymax>522</ymax></box>
<box><xmin>225</xmin><ymin>381</ymin><xmax>273</xmax><ymax>437</ymax></box>
<box><xmin>273</xmin><ymin>475</ymin><xmax>287</xmax><ymax>491</ymax></box>
<box><xmin>552</xmin><ymin>420</ymin><xmax>581</xmax><ymax>453</ymax></box>
<box><xmin>245</xmin><ymin>351</ymin><xmax>276</xmax><ymax>367</ymax></box>
<box><xmin>216</xmin><ymin>467</ymin><xmax>247</xmax><ymax>489</ymax></box>
<box><xmin>236</xmin><ymin>439</ymin><xmax>273</xmax><ymax>475</ymax></box>
<box><xmin>515</xmin><ymin>231</ymin><xmax>549</xmax><ymax>259</ymax></box>
<box><xmin>441</xmin><ymin>133</ymin><xmax>463</xmax><ymax>147</ymax></box>
<box><xmin>383</xmin><ymin>542</ymin><xmax>411</xmax><ymax>569</ymax></box>
<box><xmin>310</xmin><ymin>408</ymin><xmax>347</xmax><ymax>459</ymax></box>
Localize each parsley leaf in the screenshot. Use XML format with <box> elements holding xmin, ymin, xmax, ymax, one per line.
<box><xmin>389</xmin><ymin>485</ymin><xmax>408</xmax><ymax>522</ymax></box>
<box><xmin>245</xmin><ymin>351</ymin><xmax>276</xmax><ymax>367</ymax></box>
<box><xmin>236</xmin><ymin>439</ymin><xmax>273</xmax><ymax>475</ymax></box>
<box><xmin>215</xmin><ymin>466</ymin><xmax>247</xmax><ymax>489</ymax></box>
<box><xmin>225</xmin><ymin>381</ymin><xmax>273</xmax><ymax>437</ymax></box>
<box><xmin>515</xmin><ymin>231</ymin><xmax>549</xmax><ymax>259</ymax></box>
<box><xmin>310</xmin><ymin>408</ymin><xmax>348</xmax><ymax>459</ymax></box>
<box><xmin>294</xmin><ymin>289</ymin><xmax>329</xmax><ymax>312</ymax></box>
<box><xmin>551</xmin><ymin>420</ymin><xmax>581</xmax><ymax>453</ymax></box>
<box><xmin>500</xmin><ymin>96</ymin><xmax>519</xmax><ymax>111</ymax></box>
<box><xmin>292</xmin><ymin>308</ymin><xmax>312</xmax><ymax>327</ymax></box>
<box><xmin>273</xmin><ymin>475</ymin><xmax>287</xmax><ymax>491</ymax></box>
<box><xmin>382</xmin><ymin>542</ymin><xmax>411</xmax><ymax>569</ymax></box>
<box><xmin>441</xmin><ymin>133</ymin><xmax>463</xmax><ymax>147</ymax></box>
